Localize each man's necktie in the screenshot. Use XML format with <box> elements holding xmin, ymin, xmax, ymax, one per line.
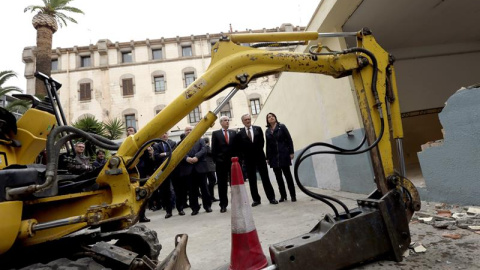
<box><xmin>224</xmin><ymin>129</ymin><xmax>229</xmax><ymax>144</ymax></box>
<box><xmin>247</xmin><ymin>128</ymin><xmax>253</xmax><ymax>142</ymax></box>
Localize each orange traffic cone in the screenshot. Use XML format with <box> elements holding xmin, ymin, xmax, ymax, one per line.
<box><xmin>229</xmin><ymin>157</ymin><xmax>268</xmax><ymax>270</ymax></box>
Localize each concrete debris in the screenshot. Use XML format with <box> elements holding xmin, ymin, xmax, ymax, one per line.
<box><xmin>467</xmin><ymin>207</ymin><xmax>480</xmax><ymax>215</ymax></box>
<box><xmin>402</xmin><ymin>249</ymin><xmax>410</xmax><ymax>258</ymax></box>
<box><xmin>413</xmin><ymin>245</ymin><xmax>427</xmax><ymax>253</ymax></box>
<box><xmin>418</xmin><ymin>217</ymin><xmax>433</xmax><ymax>223</ymax></box>
<box><xmin>468</xmin><ymin>225</ymin><xmax>480</xmax><ymax>231</ymax></box>
<box><xmin>452</xmin><ymin>213</ymin><xmax>468</xmax><ymax>220</ymax></box>
<box><xmin>457</xmin><ymin>218</ymin><xmax>480</xmax><ymax>229</ymax></box>
<box><xmin>433</xmin><ymin>220</ymin><xmax>457</xmax><ymax>230</ymax></box>
<box><xmin>435</xmin><ymin>203</ymin><xmax>447</xmax><ymax>209</ymax></box>
<box><xmin>442</xmin><ymin>233</ymin><xmax>462</xmax><ymax>239</ymax></box>
<box><xmin>409</xmin><ymin>242</ymin><xmax>416</xmax><ymax>249</ymax></box>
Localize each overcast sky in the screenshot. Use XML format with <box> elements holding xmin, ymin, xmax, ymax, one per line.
<box><xmin>1</xmin><ymin>0</ymin><xmax>320</xmax><ymax>90</ymax></box>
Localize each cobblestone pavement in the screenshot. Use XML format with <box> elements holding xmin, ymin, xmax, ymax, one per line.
<box><xmin>143</xmin><ymin>182</ymin><xmax>480</xmax><ymax>270</ymax></box>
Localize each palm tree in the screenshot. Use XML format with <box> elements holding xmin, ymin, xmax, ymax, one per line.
<box><xmin>0</xmin><ymin>70</ymin><xmax>30</xmax><ymax>114</ymax></box>
<box><xmin>24</xmin><ymin>0</ymin><xmax>84</xmax><ymax>96</ymax></box>
<box><xmin>103</xmin><ymin>118</ymin><xmax>125</xmax><ymax>140</ymax></box>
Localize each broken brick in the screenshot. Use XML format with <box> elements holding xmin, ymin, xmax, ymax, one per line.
<box><xmin>442</xmin><ymin>233</ymin><xmax>462</xmax><ymax>239</ymax></box>
<box><xmin>436</xmin><ymin>209</ymin><xmax>452</xmax><ymax>218</ymax></box>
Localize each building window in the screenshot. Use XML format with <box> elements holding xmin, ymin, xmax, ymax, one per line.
<box><xmin>220</xmin><ymin>110</ymin><xmax>231</xmax><ymax>118</ymax></box>
<box><xmin>122</xmin><ymin>51</ymin><xmax>132</xmax><ymax>63</ymax></box>
<box><xmin>184</xmin><ymin>72</ymin><xmax>195</xmax><ymax>88</ymax></box>
<box><xmin>250</xmin><ymin>98</ymin><xmax>261</xmax><ymax>115</ymax></box>
<box><xmin>154</xmin><ymin>76</ymin><xmax>165</xmax><ymax>92</ymax></box>
<box><xmin>182</xmin><ymin>45</ymin><xmax>192</xmax><ymax>57</ymax></box>
<box><xmin>79</xmin><ymin>83</ymin><xmax>91</xmax><ymax>101</ymax></box>
<box><xmin>51</xmin><ymin>59</ymin><xmax>58</xmax><ymax>71</ymax></box>
<box><xmin>217</xmin><ymin>98</ymin><xmax>232</xmax><ymax>118</ymax></box>
<box><xmin>80</xmin><ymin>55</ymin><xmax>91</xmax><ymax>67</ymax></box>
<box><xmin>188</xmin><ymin>106</ymin><xmax>201</xmax><ymax>123</ymax></box>
<box><xmin>152</xmin><ymin>48</ymin><xmax>163</xmax><ymax>60</ymax></box>
<box><xmin>122</xmin><ymin>78</ymin><xmax>134</xmax><ymax>96</ymax></box>
<box><xmin>125</xmin><ymin>114</ymin><xmax>136</xmax><ymax>130</ymax></box>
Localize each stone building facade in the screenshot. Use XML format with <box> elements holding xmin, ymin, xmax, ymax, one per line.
<box><xmin>22</xmin><ymin>23</ymin><xmax>303</xmax><ymax>138</ymax></box>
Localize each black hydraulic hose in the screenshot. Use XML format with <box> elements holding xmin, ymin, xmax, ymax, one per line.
<box><xmin>7</xmin><ymin>126</ymin><xmax>120</xmax><ymax>197</ymax></box>
<box><xmin>125</xmin><ymin>139</ymin><xmax>173</xmax><ymax>171</ymax></box>
<box><xmin>43</xmin><ymin>126</ymin><xmax>119</xmax><ymax>188</ymax></box>
<box><xmin>292</xmin><ymin>46</ymin><xmax>383</xmax><ymax>218</ymax></box>
<box><xmin>299</xmin><ymin>118</ymin><xmax>384</xmax><ymax>161</ymax></box>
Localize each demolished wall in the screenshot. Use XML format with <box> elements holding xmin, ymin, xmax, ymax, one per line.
<box><xmin>418</xmin><ymin>86</ymin><xmax>480</xmax><ymax>205</ymax></box>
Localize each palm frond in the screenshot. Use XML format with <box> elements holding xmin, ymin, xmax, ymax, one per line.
<box><xmin>0</xmin><ymin>88</ymin><xmax>22</xmax><ymax>97</ymax></box>
<box><xmin>103</xmin><ymin>118</ymin><xmax>125</xmax><ymax>140</ymax></box>
<box><xmin>0</xmin><ymin>70</ymin><xmax>18</xmax><ymax>85</ymax></box>
<box><xmin>57</xmin><ymin>6</ymin><xmax>84</xmax><ymax>14</ymax></box>
<box><xmin>25</xmin><ymin>0</ymin><xmax>84</xmax><ymax>27</ymax></box>
<box><xmin>72</xmin><ymin>115</ymin><xmax>106</xmax><ymax>136</ymax></box>
<box><xmin>5</xmin><ymin>100</ymin><xmax>31</xmax><ymax>113</ymax></box>
<box><xmin>0</xmin><ymin>71</ymin><xmax>23</xmax><ymax>98</ymax></box>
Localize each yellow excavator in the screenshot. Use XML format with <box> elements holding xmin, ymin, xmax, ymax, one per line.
<box><xmin>0</xmin><ymin>28</ymin><xmax>420</xmax><ymax>269</ymax></box>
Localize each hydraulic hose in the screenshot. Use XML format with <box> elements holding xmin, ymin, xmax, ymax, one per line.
<box><xmin>293</xmin><ymin>46</ymin><xmax>384</xmax><ymax>218</ymax></box>
<box><xmin>7</xmin><ymin>126</ymin><xmax>120</xmax><ymax>197</ymax></box>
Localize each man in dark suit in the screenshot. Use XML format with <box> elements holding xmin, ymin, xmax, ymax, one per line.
<box><xmin>235</xmin><ymin>114</ymin><xmax>278</xmax><ymax>206</ymax></box>
<box><xmin>149</xmin><ymin>132</ymin><xmax>177</xmax><ymax>218</ymax></box>
<box><xmin>177</xmin><ymin>126</ymin><xmax>212</xmax><ymax>215</ymax></box>
<box><xmin>211</xmin><ymin>115</ymin><xmax>237</xmax><ymax>213</ymax></box>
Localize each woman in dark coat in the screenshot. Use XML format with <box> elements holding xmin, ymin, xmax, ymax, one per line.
<box><xmin>265</xmin><ymin>112</ymin><xmax>296</xmax><ymax>202</ymax></box>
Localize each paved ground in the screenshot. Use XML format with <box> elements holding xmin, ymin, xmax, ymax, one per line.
<box><xmin>142</xmin><ymin>182</ymin><xmax>480</xmax><ymax>270</ymax></box>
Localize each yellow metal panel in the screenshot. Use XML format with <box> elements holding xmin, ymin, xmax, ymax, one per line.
<box><xmin>14</xmin><ymin>109</ymin><xmax>56</xmax><ymax>165</ymax></box>
<box><xmin>0</xmin><ymin>201</ymin><xmax>22</xmax><ymax>254</ymax></box>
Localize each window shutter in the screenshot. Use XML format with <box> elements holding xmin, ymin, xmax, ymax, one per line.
<box><xmin>123</xmin><ymin>78</ymin><xmax>133</xmax><ymax>95</ymax></box>
<box><xmin>80</xmin><ymin>83</ymin><xmax>91</xmax><ymax>101</ymax></box>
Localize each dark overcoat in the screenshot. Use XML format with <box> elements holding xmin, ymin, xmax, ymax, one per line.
<box><xmin>265</xmin><ymin>123</ymin><xmax>294</xmax><ymax>168</ymax></box>
<box><xmin>178</xmin><ymin>138</ymin><xmax>208</xmax><ymax>177</ymax></box>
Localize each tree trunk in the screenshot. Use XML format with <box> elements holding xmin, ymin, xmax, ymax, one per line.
<box><xmin>35</xmin><ymin>26</ymin><xmax>53</xmax><ymax>96</ymax></box>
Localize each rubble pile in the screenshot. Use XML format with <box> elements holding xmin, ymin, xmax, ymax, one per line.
<box><xmin>404</xmin><ymin>203</ymin><xmax>480</xmax><ymax>256</ymax></box>
<box><xmin>414</xmin><ymin>204</ymin><xmax>480</xmax><ymax>232</ymax></box>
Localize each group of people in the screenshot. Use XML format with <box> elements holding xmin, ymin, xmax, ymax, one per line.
<box><xmin>66</xmin><ymin>112</ymin><xmax>297</xmax><ymax>223</ymax></box>
<box><xmin>212</xmin><ymin>113</ymin><xmax>297</xmax><ymax>214</ymax></box>
<box><xmin>141</xmin><ymin>112</ymin><xmax>297</xmax><ymax>221</ymax></box>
